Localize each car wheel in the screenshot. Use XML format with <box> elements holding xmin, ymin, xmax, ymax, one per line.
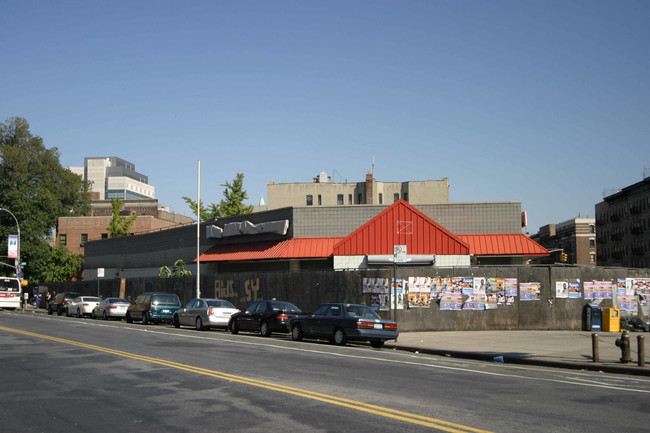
<box><xmin>291</xmin><ymin>324</ymin><xmax>303</xmax><ymax>341</ymax></box>
<box><xmin>259</xmin><ymin>321</ymin><xmax>271</xmax><ymax>337</ymax></box>
<box><xmin>47</xmin><ymin>307</ymin><xmax>53</xmax><ymax>315</ymax></box>
<box><xmin>142</xmin><ymin>312</ymin><xmax>149</xmax><ymax>325</ymax></box>
<box><xmin>333</xmin><ymin>328</ymin><xmax>347</xmax><ymax>346</ymax></box>
<box><xmin>173</xmin><ymin>315</ymin><xmax>180</xmax><ymax>328</ymax></box>
<box><xmin>125</xmin><ymin>312</ymin><xmax>133</xmax><ymax>324</ymax></box>
<box><xmin>77</xmin><ymin>308</ymin><xmax>82</xmax><ymax>318</ymax></box>
<box><xmin>103</xmin><ymin>311</ymin><xmax>108</xmax><ymax>320</ymax></box>
<box><xmin>230</xmin><ymin>319</ymin><xmax>239</xmax><ymax>334</ymax></box>
<box><xmin>196</xmin><ymin>317</ymin><xmax>204</xmax><ymax>331</ymax></box>
<box><xmin>370</xmin><ymin>340</ymin><xmax>385</xmax><ymax>349</ymax></box>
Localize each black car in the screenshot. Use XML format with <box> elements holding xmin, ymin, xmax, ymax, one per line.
<box><xmin>228</xmin><ymin>300</ymin><xmax>302</xmax><ymax>337</ymax></box>
<box><xmin>289</xmin><ymin>303</ymin><xmax>398</xmax><ymax>348</ymax></box>
<box><xmin>47</xmin><ymin>292</ymin><xmax>82</xmax><ymax>316</ymax></box>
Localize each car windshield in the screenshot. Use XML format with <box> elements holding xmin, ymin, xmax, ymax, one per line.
<box><xmin>345</xmin><ymin>305</ymin><xmax>381</xmax><ymax>319</ymax></box>
<box><xmin>269</xmin><ymin>301</ymin><xmax>301</xmax><ymax>313</ymax></box>
<box><xmin>207</xmin><ymin>300</ymin><xmax>235</xmax><ymax>308</ymax></box>
<box><xmin>84</xmin><ymin>297</ymin><xmax>101</xmax><ymax>302</ymax></box>
<box><xmin>152</xmin><ymin>295</ymin><xmax>180</xmax><ymax>306</ymax></box>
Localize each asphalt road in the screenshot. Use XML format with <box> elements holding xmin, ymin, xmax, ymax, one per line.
<box><xmin>1</xmin><ymin>310</ymin><xmax>649</xmax><ymax>433</ymax></box>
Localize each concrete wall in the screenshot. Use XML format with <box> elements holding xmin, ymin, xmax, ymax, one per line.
<box><xmin>44</xmin><ymin>265</ymin><xmax>649</xmax><ymax>332</ymax></box>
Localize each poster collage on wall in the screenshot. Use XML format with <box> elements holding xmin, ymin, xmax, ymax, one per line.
<box><xmin>363</xmin><ymin>277</ymin><xmax>524</xmax><ymax>311</ymax></box>
<box><xmin>363</xmin><ymin>277</ymin><xmax>650</xmax><ymax>313</ymax></box>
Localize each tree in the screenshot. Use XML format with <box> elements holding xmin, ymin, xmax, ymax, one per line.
<box><xmin>0</xmin><ymin>117</ymin><xmax>91</xmax><ymax>283</ymax></box>
<box><xmin>183</xmin><ymin>173</ymin><xmax>253</xmax><ymax>221</ymax></box>
<box><xmin>158</xmin><ymin>266</ymin><xmax>172</xmax><ymax>278</ymax></box>
<box><xmin>39</xmin><ymin>245</ymin><xmax>83</xmax><ymax>282</ymax></box>
<box><xmin>172</xmin><ymin>259</ymin><xmax>192</xmax><ymax>277</ymax></box>
<box><xmin>106</xmin><ymin>198</ymin><xmax>137</xmax><ymax>237</ymax></box>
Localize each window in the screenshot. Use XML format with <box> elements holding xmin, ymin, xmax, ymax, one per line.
<box><xmin>394</xmin><ymin>193</ymin><xmax>399</xmax><ymax>202</ymax></box>
<box><xmin>337</xmin><ymin>194</ymin><xmax>344</xmax><ymax>205</ymax></box>
<box><xmin>358</xmin><ymin>193</ymin><xmax>363</xmax><ymax>204</ymax></box>
<box><xmin>590</xmin><ymin>225</ymin><xmax>595</xmax><ymax>234</ymax></box>
<box><xmin>379</xmin><ymin>193</ymin><xmax>383</xmax><ymax>204</ymax></box>
<box><xmin>80</xmin><ymin>234</ymin><xmax>88</xmax><ymax>246</ymax></box>
<box><xmin>306</xmin><ymin>195</ymin><xmax>313</xmax><ymax>206</ymax></box>
<box><xmin>101</xmin><ymin>233</ymin><xmax>108</xmax><ymax>239</ymax></box>
<box><xmin>348</xmin><ymin>194</ymin><xmax>352</xmax><ymax>204</ymax></box>
<box><xmin>318</xmin><ymin>195</ymin><xmax>322</xmax><ymax>205</ymax></box>
<box><xmin>590</xmin><ymin>253</ymin><xmax>596</xmax><ymax>263</ymax></box>
<box><xmin>59</xmin><ymin>234</ymin><xmax>67</xmax><ymax>246</ymax></box>
<box><xmin>589</xmin><ymin>238</ymin><xmax>595</xmax><ymax>248</ymax></box>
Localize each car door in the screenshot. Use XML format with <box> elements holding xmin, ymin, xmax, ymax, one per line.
<box><xmin>304</xmin><ymin>304</ymin><xmax>328</xmax><ymax>336</ymax></box>
<box><xmin>319</xmin><ymin>304</ymin><xmax>343</xmax><ymax>337</ymax></box>
<box><xmin>238</xmin><ymin>301</ymin><xmax>259</xmax><ymax>331</ymax></box>
<box><xmin>180</xmin><ymin>299</ymin><xmax>198</xmax><ymax>326</ymax></box>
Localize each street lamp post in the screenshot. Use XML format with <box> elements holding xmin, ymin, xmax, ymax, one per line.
<box><xmin>0</xmin><ymin>208</ymin><xmax>20</xmax><ymax>279</ymax></box>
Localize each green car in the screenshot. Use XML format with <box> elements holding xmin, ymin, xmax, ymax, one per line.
<box><xmin>126</xmin><ymin>292</ymin><xmax>181</xmax><ymax>324</ymax></box>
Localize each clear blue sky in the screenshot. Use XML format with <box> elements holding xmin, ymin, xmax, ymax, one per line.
<box><xmin>3</xmin><ymin>1</ymin><xmax>648</xmax><ymax>233</ymax></box>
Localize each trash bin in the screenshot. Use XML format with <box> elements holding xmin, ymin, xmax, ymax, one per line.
<box><xmin>602</xmin><ymin>306</ymin><xmax>620</xmax><ymax>332</ymax></box>
<box><xmin>583</xmin><ymin>303</ymin><xmax>602</xmax><ymax>332</ymax></box>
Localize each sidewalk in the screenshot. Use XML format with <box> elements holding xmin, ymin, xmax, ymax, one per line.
<box><xmin>19</xmin><ymin>305</ymin><xmax>649</xmax><ymax>376</ymax></box>
<box><xmin>386</xmin><ymin>330</ymin><xmax>650</xmax><ymax>376</ymax></box>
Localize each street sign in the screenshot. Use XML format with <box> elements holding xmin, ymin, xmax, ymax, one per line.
<box><xmin>97</xmin><ymin>268</ymin><xmax>104</xmax><ymax>278</ymax></box>
<box><xmin>393</xmin><ymin>245</ymin><xmax>407</xmax><ymax>263</ymax></box>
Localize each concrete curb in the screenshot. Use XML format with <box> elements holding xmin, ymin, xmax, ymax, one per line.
<box><xmin>385</xmin><ymin>343</ymin><xmax>650</xmax><ymax>377</ymax></box>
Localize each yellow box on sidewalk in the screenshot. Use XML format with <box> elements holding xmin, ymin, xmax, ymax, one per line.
<box><xmin>602</xmin><ymin>306</ymin><xmax>620</xmax><ymax>332</ymax></box>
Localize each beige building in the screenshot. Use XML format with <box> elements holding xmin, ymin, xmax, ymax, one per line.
<box><xmin>531</xmin><ymin>218</ymin><xmax>596</xmax><ymax>266</ymax></box>
<box><xmin>266</xmin><ymin>171</ymin><xmax>449</xmax><ymax>209</ymax></box>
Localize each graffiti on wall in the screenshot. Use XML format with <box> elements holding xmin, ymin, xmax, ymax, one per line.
<box><xmin>214</xmin><ymin>278</ymin><xmax>260</xmax><ymax>306</ymax></box>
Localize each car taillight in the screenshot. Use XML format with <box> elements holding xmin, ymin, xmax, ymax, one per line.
<box><xmin>357</xmin><ymin>321</ymin><xmax>375</xmax><ymax>329</ymax></box>
<box><xmin>109</xmin><ymin>306</ymin><xmax>116</xmax><ymax>309</ymax></box>
<box><xmin>83</xmin><ymin>303</ymin><xmax>89</xmax><ymax>306</ymax></box>
<box><xmin>384</xmin><ymin>323</ymin><xmax>397</xmax><ymax>330</ymax></box>
<box><xmin>62</xmin><ymin>300</ymin><xmax>66</xmax><ymax>305</ymax></box>
<box><xmin>208</xmin><ymin>309</ymin><xmax>214</xmax><ymax>316</ymax></box>
<box><xmin>277</xmin><ymin>314</ymin><xmax>289</xmax><ymax>320</ymax></box>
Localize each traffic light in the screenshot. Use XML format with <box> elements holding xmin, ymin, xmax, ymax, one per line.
<box><xmin>560</xmin><ymin>252</ymin><xmax>568</xmax><ymax>262</ymax></box>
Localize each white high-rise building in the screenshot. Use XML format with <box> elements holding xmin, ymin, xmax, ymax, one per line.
<box><xmin>68</xmin><ymin>157</ymin><xmax>155</xmax><ymax>200</ymax></box>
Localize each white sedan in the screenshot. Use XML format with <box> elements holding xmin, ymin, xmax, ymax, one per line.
<box><xmin>173</xmin><ymin>298</ymin><xmax>240</xmax><ymax>331</ymax></box>
<box><xmin>67</xmin><ymin>296</ymin><xmax>101</xmax><ymax>317</ymax></box>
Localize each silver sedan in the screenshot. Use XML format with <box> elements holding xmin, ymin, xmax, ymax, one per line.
<box><xmin>173</xmin><ymin>298</ymin><xmax>240</xmax><ymax>331</ymax></box>
<box><xmin>92</xmin><ymin>298</ymin><xmax>130</xmax><ymax>320</ymax></box>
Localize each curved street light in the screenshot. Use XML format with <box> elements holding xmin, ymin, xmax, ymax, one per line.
<box><xmin>0</xmin><ymin>208</ymin><xmax>20</xmax><ymax>279</ymax></box>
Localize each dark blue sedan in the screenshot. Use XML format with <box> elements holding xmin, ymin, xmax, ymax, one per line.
<box><xmin>289</xmin><ymin>303</ymin><xmax>398</xmax><ymax>348</ymax></box>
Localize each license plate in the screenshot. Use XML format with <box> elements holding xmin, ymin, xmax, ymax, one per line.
<box><xmin>374</xmin><ymin>323</ymin><xmax>383</xmax><ymax>329</ymax></box>
<box><xmin>162</xmin><ymin>310</ymin><xmax>170</xmax><ymax>314</ymax></box>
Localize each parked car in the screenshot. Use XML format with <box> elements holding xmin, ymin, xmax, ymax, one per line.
<box><xmin>289</xmin><ymin>303</ymin><xmax>398</xmax><ymax>348</ymax></box>
<box><xmin>228</xmin><ymin>300</ymin><xmax>302</xmax><ymax>337</ymax></box>
<box><xmin>92</xmin><ymin>297</ymin><xmax>130</xmax><ymax>320</ymax></box>
<box><xmin>66</xmin><ymin>296</ymin><xmax>101</xmax><ymax>317</ymax></box>
<box><xmin>47</xmin><ymin>292</ymin><xmax>82</xmax><ymax>316</ymax></box>
<box><xmin>125</xmin><ymin>292</ymin><xmax>181</xmax><ymax>324</ymax></box>
<box><xmin>173</xmin><ymin>298</ymin><xmax>240</xmax><ymax>331</ymax></box>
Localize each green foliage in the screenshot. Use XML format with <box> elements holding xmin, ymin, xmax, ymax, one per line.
<box><xmin>39</xmin><ymin>245</ymin><xmax>83</xmax><ymax>282</ymax></box>
<box><xmin>0</xmin><ymin>117</ymin><xmax>91</xmax><ymax>283</ymax></box>
<box><xmin>106</xmin><ymin>198</ymin><xmax>138</xmax><ymax>237</ymax></box>
<box><xmin>183</xmin><ymin>172</ymin><xmax>252</xmax><ymax>221</ymax></box>
<box><xmin>172</xmin><ymin>259</ymin><xmax>192</xmax><ymax>277</ymax></box>
<box><xmin>158</xmin><ymin>266</ymin><xmax>173</xmax><ymax>278</ymax></box>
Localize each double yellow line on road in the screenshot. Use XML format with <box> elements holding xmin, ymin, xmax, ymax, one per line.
<box><xmin>1</xmin><ymin>325</ymin><xmax>493</xmax><ymax>433</ymax></box>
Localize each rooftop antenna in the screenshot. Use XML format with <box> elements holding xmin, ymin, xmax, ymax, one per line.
<box><xmin>372</xmin><ymin>155</ymin><xmax>375</xmax><ymax>176</ymax></box>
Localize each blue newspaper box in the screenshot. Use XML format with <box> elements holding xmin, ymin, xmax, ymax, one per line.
<box><xmin>583</xmin><ymin>304</ymin><xmax>602</xmax><ymax>332</ymax></box>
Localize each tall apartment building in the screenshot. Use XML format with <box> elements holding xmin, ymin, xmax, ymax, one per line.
<box><xmin>596</xmin><ymin>177</ymin><xmax>650</xmax><ymax>268</ymax></box>
<box><xmin>531</xmin><ymin>218</ymin><xmax>596</xmax><ymax>266</ymax></box>
<box><xmin>68</xmin><ymin>157</ymin><xmax>155</xmax><ymax>201</ymax></box>
<box><xmin>266</xmin><ymin>171</ymin><xmax>449</xmax><ymax>209</ymax></box>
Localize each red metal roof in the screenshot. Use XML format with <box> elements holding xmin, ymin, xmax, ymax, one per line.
<box><xmin>333</xmin><ymin>200</ymin><xmax>470</xmax><ymax>256</ymax></box>
<box><xmin>198</xmin><ymin>237</ymin><xmax>344</xmax><ymax>262</ymax></box>
<box><xmin>457</xmin><ymin>234</ymin><xmax>549</xmax><ymax>256</ymax></box>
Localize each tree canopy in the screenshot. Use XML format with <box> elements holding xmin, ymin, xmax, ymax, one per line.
<box><xmin>106</xmin><ymin>198</ymin><xmax>137</xmax><ymax>237</ymax></box>
<box><xmin>183</xmin><ymin>172</ymin><xmax>253</xmax><ymax>221</ymax></box>
<box><xmin>0</xmin><ymin>117</ymin><xmax>91</xmax><ymax>283</ymax></box>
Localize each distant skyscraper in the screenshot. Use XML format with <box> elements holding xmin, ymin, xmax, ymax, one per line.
<box><xmin>69</xmin><ymin>157</ymin><xmax>155</xmax><ymax>201</ymax></box>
